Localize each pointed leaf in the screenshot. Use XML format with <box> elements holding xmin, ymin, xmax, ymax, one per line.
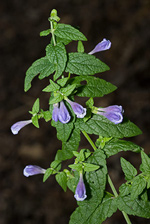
<box><xmin>121</xmin><ymin>157</ymin><xmax>137</xmax><ymax>181</ymax></box>
<box><xmin>55</xmin><ymin>172</ymin><xmax>67</xmax><ymax>192</ymax></box>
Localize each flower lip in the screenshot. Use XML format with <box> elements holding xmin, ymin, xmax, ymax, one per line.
<box><xmin>11</xmin><ymin>120</ymin><xmax>32</xmax><ymax>135</ymax></box>
<box><xmin>88</xmin><ymin>38</ymin><xmax>111</xmax><ymax>55</ymax></box>
<box><xmin>23</xmin><ymin>165</ymin><xmax>46</xmax><ymax>177</ymax></box>
<box><xmin>74</xmin><ymin>173</ymin><xmax>87</xmax><ymax>201</ymax></box>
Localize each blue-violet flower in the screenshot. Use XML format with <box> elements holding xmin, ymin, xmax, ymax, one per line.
<box><xmin>52</xmin><ymin>103</ymin><xmax>59</xmax><ymax>122</ymax></box>
<box><xmin>11</xmin><ymin>120</ymin><xmax>32</xmax><ymax>135</ymax></box>
<box><xmin>23</xmin><ymin>165</ymin><xmax>46</xmax><ymax>177</ymax></box>
<box><xmin>97</xmin><ymin>105</ymin><xmax>123</xmax><ymax>124</ymax></box>
<box><xmin>66</xmin><ymin>99</ymin><xmax>86</xmax><ymax>118</ymax></box>
<box><xmin>88</xmin><ymin>38</ymin><xmax>111</xmax><ymax>55</ymax></box>
<box><xmin>58</xmin><ymin>101</ymin><xmax>71</xmax><ymax>124</ymax></box>
<box><xmin>74</xmin><ymin>172</ymin><xmax>87</xmax><ymax>201</ymax></box>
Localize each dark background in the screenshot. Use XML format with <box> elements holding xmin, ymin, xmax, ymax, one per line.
<box><xmin>0</xmin><ymin>0</ymin><xmax>150</xmax><ymax>223</ymax></box>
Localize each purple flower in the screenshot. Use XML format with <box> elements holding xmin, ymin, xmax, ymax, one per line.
<box><xmin>97</xmin><ymin>105</ymin><xmax>123</xmax><ymax>124</ymax></box>
<box><xmin>11</xmin><ymin>120</ymin><xmax>32</xmax><ymax>135</ymax></box>
<box><xmin>74</xmin><ymin>172</ymin><xmax>87</xmax><ymax>201</ymax></box>
<box><xmin>66</xmin><ymin>99</ymin><xmax>86</xmax><ymax>118</ymax></box>
<box><xmin>52</xmin><ymin>101</ymin><xmax>71</xmax><ymax>124</ymax></box>
<box><xmin>52</xmin><ymin>103</ymin><xmax>59</xmax><ymax>122</ymax></box>
<box><xmin>88</xmin><ymin>38</ymin><xmax>111</xmax><ymax>55</ymax></box>
<box><xmin>23</xmin><ymin>165</ymin><xmax>46</xmax><ymax>177</ymax></box>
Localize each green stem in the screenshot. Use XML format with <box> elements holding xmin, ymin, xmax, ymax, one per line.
<box><xmin>82</xmin><ymin>130</ymin><xmax>132</xmax><ymax>224</ymax></box>
<box><xmin>50</xmin><ymin>20</ymin><xmax>56</xmax><ymax>46</ymax></box>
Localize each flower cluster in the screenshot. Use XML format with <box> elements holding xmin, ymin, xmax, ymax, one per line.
<box><xmin>52</xmin><ymin>99</ymin><xmax>86</xmax><ymax>123</ymax></box>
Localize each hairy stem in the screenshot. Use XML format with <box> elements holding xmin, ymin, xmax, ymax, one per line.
<box><xmin>82</xmin><ymin>130</ymin><xmax>132</xmax><ymax>224</ymax></box>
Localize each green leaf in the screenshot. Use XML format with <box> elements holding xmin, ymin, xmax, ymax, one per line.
<box><xmin>46</xmin><ymin>42</ymin><xmax>67</xmax><ymax>80</ymax></box>
<box><xmin>40</xmin><ymin>29</ymin><xmax>51</xmax><ymax>36</ymax></box>
<box><xmin>56</xmin><ymin>36</ymin><xmax>72</xmax><ymax>45</ymax></box>
<box><xmin>103</xmin><ymin>139</ymin><xmax>141</xmax><ymax>158</ymax></box>
<box><xmin>43</xmin><ymin>168</ymin><xmax>53</xmax><ymax>182</ymax></box>
<box><xmin>117</xmin><ymin>195</ymin><xmax>150</xmax><ymax>218</ymax></box>
<box><xmin>55</xmin><ymin>172</ymin><xmax>67</xmax><ymax>192</ymax></box>
<box><xmin>69</xmin><ymin>76</ymin><xmax>117</xmax><ymax>97</ymax></box>
<box><xmin>140</xmin><ymin>151</ymin><xmax>150</xmax><ymax>173</ymax></box>
<box><xmin>57</xmin><ymin>77</ymin><xmax>69</xmax><ymax>87</ymax></box>
<box><xmin>56</xmin><ymin>128</ymin><xmax>81</xmax><ymax>161</ymax></box>
<box><xmin>54</xmin><ymin>23</ymin><xmax>87</xmax><ymax>41</ymax></box>
<box><xmin>147</xmin><ymin>176</ymin><xmax>150</xmax><ymax>189</ymax></box>
<box><xmin>51</xmin><ymin>160</ymin><xmax>61</xmax><ymax>171</ymax></box>
<box><xmin>130</xmin><ymin>175</ymin><xmax>147</xmax><ymax>200</ymax></box>
<box><xmin>68</xmin><ymin>150</ymin><xmax>110</xmax><ymax>224</ymax></box>
<box><xmin>66</xmin><ymin>53</ymin><xmax>109</xmax><ymax>76</ymax></box>
<box><xmin>86</xmin><ymin>98</ymin><xmax>94</xmax><ymax>108</ymax></box>
<box><xmin>75</xmin><ymin>115</ymin><xmax>142</xmax><ymax>138</ymax></box>
<box><xmin>95</xmin><ymin>136</ymin><xmax>112</xmax><ymax>150</ymax></box>
<box><xmin>61</xmin><ymin>84</ymin><xmax>76</xmax><ymax>96</ymax></box>
<box><xmin>83</xmin><ymin>163</ymin><xmax>100</xmax><ymax>172</ymax></box>
<box><xmin>32</xmin><ymin>115</ymin><xmax>39</xmax><ymax>128</ymax></box>
<box><xmin>69</xmin><ymin>163</ymin><xmax>83</xmax><ymax>172</ymax></box>
<box><xmin>77</xmin><ymin>41</ymin><xmax>84</xmax><ymax>53</ymax></box>
<box><xmin>49</xmin><ymin>93</ymin><xmax>64</xmax><ymax>104</ymax></box>
<box><xmin>119</xmin><ymin>183</ymin><xmax>132</xmax><ymax>196</ymax></box>
<box><xmin>43</xmin><ymin>80</ymin><xmax>60</xmax><ymax>92</ymax></box>
<box><xmin>24</xmin><ymin>57</ymin><xmax>55</xmax><ymax>91</ymax></box>
<box><xmin>32</xmin><ymin>98</ymin><xmax>40</xmax><ymax>114</ymax></box>
<box><xmin>120</xmin><ymin>157</ymin><xmax>137</xmax><ymax>181</ymax></box>
<box><xmin>51</xmin><ymin>119</ymin><xmax>74</xmax><ymax>142</ymax></box>
<box><xmin>42</xmin><ymin>110</ymin><xmax>52</xmax><ymax>122</ymax></box>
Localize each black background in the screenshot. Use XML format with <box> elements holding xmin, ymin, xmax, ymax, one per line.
<box><xmin>0</xmin><ymin>0</ymin><xmax>150</xmax><ymax>223</ymax></box>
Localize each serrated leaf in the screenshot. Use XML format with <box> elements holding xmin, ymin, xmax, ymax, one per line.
<box><xmin>103</xmin><ymin>139</ymin><xmax>141</xmax><ymax>158</ymax></box>
<box><xmin>50</xmin><ymin>160</ymin><xmax>61</xmax><ymax>171</ymax></box>
<box><xmin>54</xmin><ymin>23</ymin><xmax>87</xmax><ymax>41</ymax></box>
<box><xmin>24</xmin><ymin>57</ymin><xmax>55</xmax><ymax>91</ymax></box>
<box><xmin>140</xmin><ymin>151</ymin><xmax>150</xmax><ymax>173</ymax></box>
<box><xmin>42</xmin><ymin>111</ymin><xmax>52</xmax><ymax>122</ymax></box>
<box><xmin>51</xmin><ymin>119</ymin><xmax>74</xmax><ymax>142</ymax></box>
<box><xmin>77</xmin><ymin>41</ymin><xmax>84</xmax><ymax>53</ymax></box>
<box><xmin>49</xmin><ymin>93</ymin><xmax>63</xmax><ymax>104</ymax></box>
<box><xmin>68</xmin><ymin>150</ymin><xmax>109</xmax><ymax>224</ymax></box>
<box><xmin>40</xmin><ymin>29</ymin><xmax>51</xmax><ymax>36</ymax></box>
<box><xmin>69</xmin><ymin>163</ymin><xmax>83</xmax><ymax>172</ymax></box>
<box><xmin>75</xmin><ymin>115</ymin><xmax>142</xmax><ymax>138</ymax></box>
<box><xmin>32</xmin><ymin>115</ymin><xmax>39</xmax><ymax>128</ymax></box>
<box><xmin>121</xmin><ymin>157</ymin><xmax>137</xmax><ymax>181</ymax></box>
<box><xmin>69</xmin><ymin>76</ymin><xmax>116</xmax><ymax>97</ymax></box>
<box><xmin>56</xmin><ymin>36</ymin><xmax>72</xmax><ymax>45</ymax></box>
<box><xmin>57</xmin><ymin>77</ymin><xmax>69</xmax><ymax>87</ymax></box>
<box><xmin>61</xmin><ymin>84</ymin><xmax>76</xmax><ymax>96</ymax></box>
<box><xmin>117</xmin><ymin>195</ymin><xmax>150</xmax><ymax>218</ymax></box>
<box><xmin>43</xmin><ymin>80</ymin><xmax>60</xmax><ymax>92</ymax></box>
<box><xmin>43</xmin><ymin>168</ymin><xmax>53</xmax><ymax>182</ymax></box>
<box><xmin>46</xmin><ymin>42</ymin><xmax>67</xmax><ymax>80</ymax></box>
<box><xmin>131</xmin><ymin>175</ymin><xmax>147</xmax><ymax>200</ymax></box>
<box><xmin>56</xmin><ymin>128</ymin><xmax>81</xmax><ymax>161</ymax></box>
<box><xmin>32</xmin><ymin>98</ymin><xmax>40</xmax><ymax>114</ymax></box>
<box><xmin>66</xmin><ymin>53</ymin><xmax>109</xmax><ymax>76</ymax></box>
<box><xmin>119</xmin><ymin>183</ymin><xmax>132</xmax><ymax>196</ymax></box>
<box><xmin>83</xmin><ymin>163</ymin><xmax>100</xmax><ymax>172</ymax></box>
<box><xmin>55</xmin><ymin>172</ymin><xmax>67</xmax><ymax>192</ymax></box>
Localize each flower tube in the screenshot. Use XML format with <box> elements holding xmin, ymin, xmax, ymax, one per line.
<box><xmin>58</xmin><ymin>101</ymin><xmax>71</xmax><ymax>124</ymax></box>
<box><xmin>88</xmin><ymin>38</ymin><xmax>111</xmax><ymax>55</ymax></box>
<box><xmin>74</xmin><ymin>172</ymin><xmax>87</xmax><ymax>201</ymax></box>
<box><xmin>23</xmin><ymin>165</ymin><xmax>46</xmax><ymax>177</ymax></box>
<box><xmin>97</xmin><ymin>105</ymin><xmax>123</xmax><ymax>124</ymax></box>
<box><xmin>11</xmin><ymin>120</ymin><xmax>32</xmax><ymax>135</ymax></box>
<box><xmin>66</xmin><ymin>98</ymin><xmax>86</xmax><ymax>118</ymax></box>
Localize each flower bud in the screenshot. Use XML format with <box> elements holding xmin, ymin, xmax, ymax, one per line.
<box><xmin>11</xmin><ymin>120</ymin><xmax>32</xmax><ymax>135</ymax></box>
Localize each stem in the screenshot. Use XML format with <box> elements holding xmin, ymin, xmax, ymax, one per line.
<box><xmin>82</xmin><ymin>130</ymin><xmax>132</xmax><ymax>224</ymax></box>
<box><xmin>50</xmin><ymin>20</ymin><xmax>56</xmax><ymax>46</ymax></box>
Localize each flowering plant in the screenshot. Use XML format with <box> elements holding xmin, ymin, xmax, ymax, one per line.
<box><xmin>11</xmin><ymin>9</ymin><xmax>150</xmax><ymax>224</ymax></box>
